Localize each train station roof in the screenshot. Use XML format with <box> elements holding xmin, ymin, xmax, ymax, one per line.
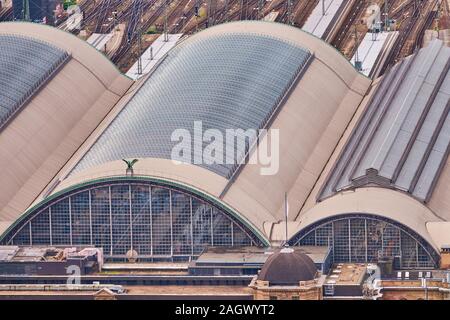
<box><xmin>0</xmin><ymin>22</ymin><xmax>133</xmax><ymax>232</ymax></box>
<box><xmin>45</xmin><ymin>21</ymin><xmax>370</xmax><ymax>239</ymax></box>
<box><xmin>71</xmin><ymin>31</ymin><xmax>314</xmax><ymax>178</ymax></box>
<box><xmin>0</xmin><ymin>35</ymin><xmax>69</xmax><ymax>127</ymax></box>
<box><xmin>0</xmin><ymin>21</ymin><xmax>449</xmax><ymax>251</ymax></box>
<box><xmin>318</xmin><ymin>39</ymin><xmax>450</xmax><ymax>207</ymax></box>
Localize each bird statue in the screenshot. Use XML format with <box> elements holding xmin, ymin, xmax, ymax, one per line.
<box><xmin>122</xmin><ymin>159</ymin><xmax>139</xmax><ymax>176</ymax></box>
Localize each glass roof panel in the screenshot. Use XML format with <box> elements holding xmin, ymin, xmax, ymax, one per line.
<box><xmin>73</xmin><ymin>33</ymin><xmax>311</xmax><ymax>178</ymax></box>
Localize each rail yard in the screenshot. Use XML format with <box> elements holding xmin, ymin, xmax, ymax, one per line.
<box><xmin>0</xmin><ymin>0</ymin><xmax>448</xmax><ymax>75</ymax></box>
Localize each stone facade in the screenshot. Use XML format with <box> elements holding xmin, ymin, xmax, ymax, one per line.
<box><xmin>379</xmin><ymin>280</ymin><xmax>450</xmax><ymax>300</ymax></box>
<box><xmin>440</xmin><ymin>249</ymin><xmax>450</xmax><ymax>269</ymax></box>
<box><xmin>249</xmin><ymin>277</ymin><xmax>323</xmax><ymax>300</ymax></box>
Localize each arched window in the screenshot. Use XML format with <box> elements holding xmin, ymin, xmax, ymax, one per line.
<box><xmin>1</xmin><ymin>180</ymin><xmax>266</xmax><ymax>261</ymax></box>
<box><xmin>289</xmin><ymin>214</ymin><xmax>439</xmax><ymax>269</ymax></box>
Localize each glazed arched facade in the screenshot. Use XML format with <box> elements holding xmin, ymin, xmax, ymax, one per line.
<box><xmin>1</xmin><ymin>179</ymin><xmax>266</xmax><ymax>261</ymax></box>
<box><xmin>289</xmin><ymin>214</ymin><xmax>440</xmax><ymax>269</ymax></box>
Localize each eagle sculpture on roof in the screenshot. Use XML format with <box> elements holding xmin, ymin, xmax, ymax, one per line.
<box><xmin>122</xmin><ymin>159</ymin><xmax>139</xmax><ymax>170</ymax></box>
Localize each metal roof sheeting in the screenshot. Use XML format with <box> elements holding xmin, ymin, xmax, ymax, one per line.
<box><xmin>72</xmin><ymin>33</ymin><xmax>312</xmax><ymax>178</ymax></box>
<box><xmin>319</xmin><ymin>39</ymin><xmax>450</xmax><ymax>203</ymax></box>
<box><xmin>0</xmin><ymin>35</ymin><xmax>70</xmax><ymax>127</ymax></box>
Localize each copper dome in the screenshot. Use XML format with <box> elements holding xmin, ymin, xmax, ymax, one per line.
<box><xmin>258</xmin><ymin>247</ymin><xmax>318</xmax><ymax>285</ymax></box>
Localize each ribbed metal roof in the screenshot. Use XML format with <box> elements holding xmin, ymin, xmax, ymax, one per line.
<box><xmin>0</xmin><ymin>35</ymin><xmax>70</xmax><ymax>127</ymax></box>
<box><xmin>72</xmin><ymin>33</ymin><xmax>312</xmax><ymax>178</ymax></box>
<box><xmin>319</xmin><ymin>39</ymin><xmax>450</xmax><ymax>202</ymax></box>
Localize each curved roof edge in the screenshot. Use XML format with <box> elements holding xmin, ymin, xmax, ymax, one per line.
<box><xmin>426</xmin><ymin>221</ymin><xmax>450</xmax><ymax>250</ymax></box>
<box><xmin>317</xmin><ymin>39</ymin><xmax>450</xmax><ymax>203</ymax></box>
<box><xmin>0</xmin><ymin>174</ymin><xmax>270</xmax><ymax>247</ymax></box>
<box><xmin>0</xmin><ymin>22</ymin><xmax>132</xmax><ymax>92</ymax></box>
<box><xmin>49</xmin><ymin>158</ymin><xmax>229</xmax><ymax>201</ymax></box>
<box><xmin>69</xmin><ymin>29</ymin><xmax>314</xmax><ymax>177</ymax></box>
<box><xmin>16</xmin><ymin>158</ymin><xmax>274</xmax><ymax>244</ymax></box>
<box><xmin>293</xmin><ymin>187</ymin><xmax>443</xmax><ymax>251</ymax></box>
<box><xmin>289</xmin><ymin>211</ymin><xmax>441</xmax><ymax>267</ymax></box>
<box><xmin>193</xmin><ymin>21</ymin><xmax>370</xmax><ymax>95</ymax></box>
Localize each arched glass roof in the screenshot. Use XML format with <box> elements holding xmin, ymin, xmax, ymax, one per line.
<box><xmin>1</xmin><ymin>179</ymin><xmax>267</xmax><ymax>260</ymax></box>
<box><xmin>289</xmin><ymin>213</ymin><xmax>440</xmax><ymax>269</ymax></box>
<box><xmin>72</xmin><ymin>33</ymin><xmax>312</xmax><ymax>178</ymax></box>
<box><xmin>0</xmin><ymin>35</ymin><xmax>70</xmax><ymax>127</ymax></box>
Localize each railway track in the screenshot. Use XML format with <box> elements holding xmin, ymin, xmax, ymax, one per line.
<box><xmin>96</xmin><ymin>0</ymin><xmax>438</xmax><ymax>73</ymax></box>
<box><xmin>383</xmin><ymin>4</ymin><xmax>419</xmax><ymax>70</ymax></box>
<box><xmin>271</xmin><ymin>0</ymin><xmax>291</xmax><ymax>23</ymax></box>
<box><xmin>95</xmin><ymin>0</ymin><xmax>114</xmax><ymax>32</ymax></box>
<box><xmin>82</xmin><ymin>0</ymin><xmax>129</xmax><ymax>32</ymax></box>
<box><xmin>390</xmin><ymin>0</ymin><xmax>416</xmax><ymax>18</ymax></box>
<box><xmin>293</xmin><ymin>0</ymin><xmax>318</xmax><ymax>27</ymax></box>
<box><xmin>413</xmin><ymin>6</ymin><xmax>438</xmax><ymax>50</ymax></box>
<box><xmin>112</xmin><ymin>0</ymin><xmax>167</xmax><ymax>66</ymax></box>
<box><xmin>77</xmin><ymin>0</ymin><xmax>319</xmax><ymax>68</ymax></box>
<box><xmin>111</xmin><ymin>0</ymin><xmax>147</xmax><ymax>64</ymax></box>
<box><xmin>165</xmin><ymin>0</ymin><xmax>193</xmax><ymax>33</ymax></box>
<box><xmin>331</xmin><ymin>0</ymin><xmax>366</xmax><ymax>50</ymax></box>
<box><xmin>380</xmin><ymin>0</ymin><xmax>438</xmax><ymax>74</ymax></box>
<box><xmin>178</xmin><ymin>0</ymin><xmax>318</xmax><ymax>37</ymax></box>
<box><xmin>82</xmin><ymin>0</ymin><xmax>106</xmax><ymax>26</ymax></box>
<box><xmin>171</xmin><ymin>0</ymin><xmax>198</xmax><ymax>33</ymax></box>
<box><xmin>182</xmin><ymin>0</ymin><xmax>243</xmax><ymax>33</ymax></box>
<box><xmin>128</xmin><ymin>0</ymin><xmax>145</xmax><ymax>37</ymax></box>
<box><xmin>262</xmin><ymin>0</ymin><xmax>285</xmax><ymax>16</ymax></box>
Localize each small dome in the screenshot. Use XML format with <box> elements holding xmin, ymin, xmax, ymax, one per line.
<box><xmin>258</xmin><ymin>247</ymin><xmax>318</xmax><ymax>285</ymax></box>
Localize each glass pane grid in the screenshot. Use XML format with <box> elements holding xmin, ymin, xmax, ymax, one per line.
<box><xmin>71</xmin><ymin>34</ymin><xmax>312</xmax><ymax>178</ymax></box>
<box><xmin>6</xmin><ymin>182</ymin><xmax>259</xmax><ymax>259</ymax></box>
<box><xmin>0</xmin><ymin>35</ymin><xmax>70</xmax><ymax>126</ymax></box>
<box><xmin>294</xmin><ymin>216</ymin><xmax>437</xmax><ymax>269</ymax></box>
